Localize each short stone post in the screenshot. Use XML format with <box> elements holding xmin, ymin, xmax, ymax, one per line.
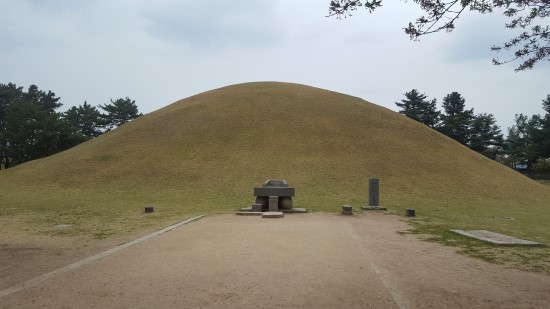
<box><xmin>341</xmin><ymin>205</ymin><xmax>353</xmax><ymax>215</ymax></box>
<box><xmin>406</xmin><ymin>208</ymin><xmax>416</xmax><ymax>217</ymax></box>
<box><xmin>251</xmin><ymin>203</ymin><xmax>263</xmax><ymax>212</ymax></box>
<box><xmin>268</xmin><ymin>196</ymin><xmax>279</xmax><ymax>212</ymax></box>
<box><xmin>369</xmin><ymin>178</ymin><xmax>380</xmax><ymax>207</ymax></box>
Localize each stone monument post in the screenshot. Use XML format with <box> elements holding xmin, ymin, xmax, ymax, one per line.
<box><xmin>361</xmin><ymin>178</ymin><xmax>386</xmax><ymax>211</ymax></box>
<box><xmin>369</xmin><ymin>178</ymin><xmax>379</xmax><ymax>207</ymax></box>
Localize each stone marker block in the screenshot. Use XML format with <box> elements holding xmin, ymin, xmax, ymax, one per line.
<box><xmin>281</xmin><ymin>208</ymin><xmax>308</xmax><ymax>213</ymax></box>
<box><xmin>144</xmin><ymin>206</ymin><xmax>154</xmax><ymax>213</ymax></box>
<box><xmin>450</xmin><ymin>230</ymin><xmax>543</xmax><ymax>246</ymax></box>
<box><xmin>252</xmin><ymin>203</ymin><xmax>263</xmax><ymax>212</ymax></box>
<box><xmin>361</xmin><ymin>206</ymin><xmax>387</xmax><ymax>211</ymax></box>
<box><xmin>369</xmin><ymin>178</ymin><xmax>380</xmax><ymax>207</ymax></box>
<box><xmin>237</xmin><ymin>211</ymin><xmax>264</xmax><ymax>216</ymax></box>
<box><xmin>236</xmin><ymin>212</ymin><xmax>264</xmax><ymax>216</ymax></box>
<box><xmin>341</xmin><ymin>205</ymin><xmax>353</xmax><ymax>215</ymax></box>
<box><xmin>262</xmin><ymin>211</ymin><xmax>284</xmax><ymax>218</ymax></box>
<box><xmin>406</xmin><ymin>208</ymin><xmax>416</xmax><ymax>217</ymax></box>
<box><xmin>268</xmin><ymin>196</ymin><xmax>279</xmax><ymax>212</ymax></box>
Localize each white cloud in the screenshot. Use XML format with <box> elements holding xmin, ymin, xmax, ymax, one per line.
<box><xmin>141</xmin><ymin>0</ymin><xmax>285</xmax><ymax>52</ymax></box>
<box><xmin>0</xmin><ymin>0</ymin><xmax>547</xmax><ymax>130</ymax></box>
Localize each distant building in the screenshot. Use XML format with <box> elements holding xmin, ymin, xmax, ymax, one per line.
<box><xmin>514</xmin><ymin>160</ymin><xmax>529</xmax><ymax>171</ymax></box>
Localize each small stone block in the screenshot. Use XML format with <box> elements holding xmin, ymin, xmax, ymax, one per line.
<box><xmin>262</xmin><ymin>212</ymin><xmax>284</xmax><ymax>218</ymax></box>
<box><xmin>341</xmin><ymin>205</ymin><xmax>353</xmax><ymax>215</ymax></box>
<box><xmin>144</xmin><ymin>206</ymin><xmax>154</xmax><ymax>213</ymax></box>
<box><xmin>236</xmin><ymin>212</ymin><xmax>264</xmax><ymax>216</ymax></box>
<box><xmin>239</xmin><ymin>206</ymin><xmax>253</xmax><ymax>212</ymax></box>
<box><xmin>406</xmin><ymin>208</ymin><xmax>416</xmax><ymax>217</ymax></box>
<box><xmin>251</xmin><ymin>203</ymin><xmax>263</xmax><ymax>212</ymax></box>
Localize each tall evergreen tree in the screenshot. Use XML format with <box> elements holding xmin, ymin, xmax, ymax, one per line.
<box><xmin>505</xmin><ymin>113</ymin><xmax>541</xmax><ymax>170</ymax></box>
<box><xmin>504</xmin><ymin>95</ymin><xmax>550</xmax><ymax>170</ymax></box>
<box><xmin>24</xmin><ymin>84</ymin><xmax>63</xmax><ymax>112</ymax></box>
<box><xmin>64</xmin><ymin>101</ymin><xmax>104</xmax><ymax>140</ymax></box>
<box><xmin>0</xmin><ymin>83</ymin><xmax>24</xmax><ymax>169</ymax></box>
<box><xmin>439</xmin><ymin>92</ymin><xmax>474</xmax><ymax>146</ymax></box>
<box><xmin>536</xmin><ymin>95</ymin><xmax>550</xmax><ymax>158</ymax></box>
<box><xmin>395</xmin><ymin>89</ymin><xmax>440</xmax><ymax>128</ymax></box>
<box><xmin>469</xmin><ymin>113</ymin><xmax>504</xmax><ymax>159</ymax></box>
<box><xmin>100</xmin><ymin>97</ymin><xmax>142</xmax><ymax>130</ymax></box>
<box><xmin>506</xmin><ymin>123</ymin><xmax>525</xmax><ymax>168</ymax></box>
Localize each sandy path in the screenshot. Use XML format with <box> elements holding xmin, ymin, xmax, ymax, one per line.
<box><xmin>1</xmin><ymin>212</ymin><xmax>549</xmax><ymax>308</ymax></box>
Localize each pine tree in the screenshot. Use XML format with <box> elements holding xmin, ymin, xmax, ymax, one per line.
<box><xmin>537</xmin><ymin>95</ymin><xmax>550</xmax><ymax>158</ymax></box>
<box><xmin>439</xmin><ymin>92</ymin><xmax>474</xmax><ymax>146</ymax></box>
<box><xmin>64</xmin><ymin>101</ymin><xmax>104</xmax><ymax>139</ymax></box>
<box><xmin>505</xmin><ymin>114</ymin><xmax>541</xmax><ymax>170</ymax></box>
<box><xmin>0</xmin><ymin>83</ymin><xmax>24</xmax><ymax>169</ymax></box>
<box><xmin>469</xmin><ymin>113</ymin><xmax>504</xmax><ymax>159</ymax></box>
<box><xmin>395</xmin><ymin>89</ymin><xmax>440</xmax><ymax>128</ymax></box>
<box><xmin>100</xmin><ymin>97</ymin><xmax>142</xmax><ymax>130</ymax></box>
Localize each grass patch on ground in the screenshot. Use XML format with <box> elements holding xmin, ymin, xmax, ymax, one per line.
<box><xmin>400</xmin><ymin>217</ymin><xmax>550</xmax><ymax>273</ymax></box>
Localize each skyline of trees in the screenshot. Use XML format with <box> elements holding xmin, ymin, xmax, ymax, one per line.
<box><xmin>0</xmin><ymin>83</ymin><xmax>142</xmax><ymax>169</ymax></box>
<box><xmin>395</xmin><ymin>88</ymin><xmax>548</xmax><ymax>170</ymax></box>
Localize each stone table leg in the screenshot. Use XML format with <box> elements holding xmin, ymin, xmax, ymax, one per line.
<box><xmin>269</xmin><ymin>196</ymin><xmax>279</xmax><ymax>212</ymax></box>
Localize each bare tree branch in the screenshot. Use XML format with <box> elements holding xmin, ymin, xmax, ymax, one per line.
<box><xmin>328</xmin><ymin>0</ymin><xmax>550</xmax><ymax>71</ymax></box>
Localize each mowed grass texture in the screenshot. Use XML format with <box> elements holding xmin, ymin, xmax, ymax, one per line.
<box><xmin>1</xmin><ymin>82</ymin><xmax>550</xmax><ymax>270</ymax></box>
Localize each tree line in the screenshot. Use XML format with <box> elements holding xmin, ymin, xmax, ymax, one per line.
<box><xmin>396</xmin><ymin>89</ymin><xmax>550</xmax><ymax>170</ymax></box>
<box><xmin>0</xmin><ymin>83</ymin><xmax>142</xmax><ymax>169</ymax></box>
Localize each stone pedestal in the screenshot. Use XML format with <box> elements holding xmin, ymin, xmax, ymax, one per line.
<box><xmin>268</xmin><ymin>196</ymin><xmax>279</xmax><ymax>212</ymax></box>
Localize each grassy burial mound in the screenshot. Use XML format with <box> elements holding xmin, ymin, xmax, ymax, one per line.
<box><xmin>1</xmin><ymin>82</ymin><xmax>549</xmax><ymax>245</ymax></box>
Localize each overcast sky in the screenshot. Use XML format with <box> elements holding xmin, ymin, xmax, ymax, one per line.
<box><xmin>1</xmin><ymin>0</ymin><xmax>549</xmax><ymax>130</ymax></box>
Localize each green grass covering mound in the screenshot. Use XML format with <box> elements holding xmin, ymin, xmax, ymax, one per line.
<box><xmin>1</xmin><ymin>82</ymin><xmax>550</xmax><ymax>270</ymax></box>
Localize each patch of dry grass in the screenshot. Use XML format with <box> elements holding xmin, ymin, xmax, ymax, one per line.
<box><xmin>1</xmin><ymin>82</ymin><xmax>550</xmax><ymax>270</ymax></box>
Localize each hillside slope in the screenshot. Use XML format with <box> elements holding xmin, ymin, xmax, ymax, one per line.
<box><xmin>1</xmin><ymin>82</ymin><xmax>549</xmax><ymax>241</ymax></box>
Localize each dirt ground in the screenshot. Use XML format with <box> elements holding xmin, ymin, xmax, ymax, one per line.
<box><xmin>1</xmin><ymin>212</ymin><xmax>549</xmax><ymax>308</ymax></box>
